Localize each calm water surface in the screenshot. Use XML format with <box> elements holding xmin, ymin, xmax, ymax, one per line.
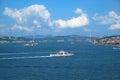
<box><xmin>0</xmin><ymin>42</ymin><xmax>120</xmax><ymax>80</ymax></box>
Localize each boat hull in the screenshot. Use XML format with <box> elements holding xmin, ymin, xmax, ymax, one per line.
<box><xmin>50</xmin><ymin>54</ymin><xmax>74</xmax><ymax>57</ymax></box>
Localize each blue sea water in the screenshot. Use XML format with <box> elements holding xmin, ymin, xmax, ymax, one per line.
<box><xmin>0</xmin><ymin>41</ymin><xmax>120</xmax><ymax>80</ymax></box>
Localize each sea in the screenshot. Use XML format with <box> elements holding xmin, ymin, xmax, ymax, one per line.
<box><xmin>0</xmin><ymin>41</ymin><xmax>120</xmax><ymax>80</ymax></box>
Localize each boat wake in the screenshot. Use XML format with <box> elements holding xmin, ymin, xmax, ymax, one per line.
<box><xmin>0</xmin><ymin>55</ymin><xmax>52</xmax><ymax>60</ymax></box>
<box><xmin>0</xmin><ymin>50</ymin><xmax>75</xmax><ymax>60</ymax></box>
<box><xmin>0</xmin><ymin>52</ymin><xmax>54</xmax><ymax>55</ymax></box>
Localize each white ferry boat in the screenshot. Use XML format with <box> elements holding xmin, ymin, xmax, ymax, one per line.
<box><xmin>50</xmin><ymin>50</ymin><xmax>74</xmax><ymax>57</ymax></box>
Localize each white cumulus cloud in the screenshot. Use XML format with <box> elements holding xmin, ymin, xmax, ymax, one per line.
<box><xmin>75</xmin><ymin>8</ymin><xmax>83</xmax><ymax>14</ymax></box>
<box><xmin>109</xmin><ymin>24</ymin><xmax>120</xmax><ymax>30</ymax></box>
<box><xmin>4</xmin><ymin>4</ymin><xmax>50</xmax><ymax>23</ymax></box>
<box><xmin>54</xmin><ymin>8</ymin><xmax>89</xmax><ymax>28</ymax></box>
<box><xmin>3</xmin><ymin>4</ymin><xmax>51</xmax><ymax>32</ymax></box>
<box><xmin>33</xmin><ymin>20</ymin><xmax>41</xmax><ymax>28</ymax></box>
<box><xmin>12</xmin><ymin>24</ymin><xmax>33</xmax><ymax>32</ymax></box>
<box><xmin>93</xmin><ymin>11</ymin><xmax>120</xmax><ymax>30</ymax></box>
<box><xmin>3</xmin><ymin>5</ymin><xmax>89</xmax><ymax>33</ymax></box>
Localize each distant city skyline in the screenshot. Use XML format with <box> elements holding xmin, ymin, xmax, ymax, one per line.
<box><xmin>0</xmin><ymin>0</ymin><xmax>120</xmax><ymax>36</ymax></box>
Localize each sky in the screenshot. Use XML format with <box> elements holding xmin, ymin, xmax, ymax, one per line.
<box><xmin>0</xmin><ymin>0</ymin><xmax>120</xmax><ymax>37</ymax></box>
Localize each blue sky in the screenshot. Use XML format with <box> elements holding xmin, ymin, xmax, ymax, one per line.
<box><xmin>0</xmin><ymin>0</ymin><xmax>120</xmax><ymax>36</ymax></box>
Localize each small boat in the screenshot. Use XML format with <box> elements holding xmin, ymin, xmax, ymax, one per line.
<box><xmin>50</xmin><ymin>50</ymin><xmax>74</xmax><ymax>57</ymax></box>
<box><xmin>24</xmin><ymin>42</ymin><xmax>38</xmax><ymax>46</ymax></box>
<box><xmin>24</xmin><ymin>35</ymin><xmax>38</xmax><ymax>47</ymax></box>
<box><xmin>112</xmin><ymin>46</ymin><xmax>120</xmax><ymax>50</ymax></box>
<box><xmin>24</xmin><ymin>43</ymin><xmax>34</xmax><ymax>46</ymax></box>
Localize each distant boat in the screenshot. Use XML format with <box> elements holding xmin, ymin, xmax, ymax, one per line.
<box><xmin>50</xmin><ymin>50</ymin><xmax>74</xmax><ymax>57</ymax></box>
<box><xmin>24</xmin><ymin>42</ymin><xmax>38</xmax><ymax>46</ymax></box>
<box><xmin>112</xmin><ymin>46</ymin><xmax>120</xmax><ymax>50</ymax></box>
<box><xmin>24</xmin><ymin>40</ymin><xmax>38</xmax><ymax>47</ymax></box>
<box><xmin>24</xmin><ymin>35</ymin><xmax>38</xmax><ymax>47</ymax></box>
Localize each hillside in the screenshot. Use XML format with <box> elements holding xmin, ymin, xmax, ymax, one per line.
<box><xmin>0</xmin><ymin>35</ymin><xmax>97</xmax><ymax>43</ymax></box>
<box><xmin>32</xmin><ymin>35</ymin><xmax>98</xmax><ymax>42</ymax></box>
<box><xmin>94</xmin><ymin>35</ymin><xmax>120</xmax><ymax>46</ymax></box>
<box><xmin>0</xmin><ymin>36</ymin><xmax>30</xmax><ymax>43</ymax></box>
